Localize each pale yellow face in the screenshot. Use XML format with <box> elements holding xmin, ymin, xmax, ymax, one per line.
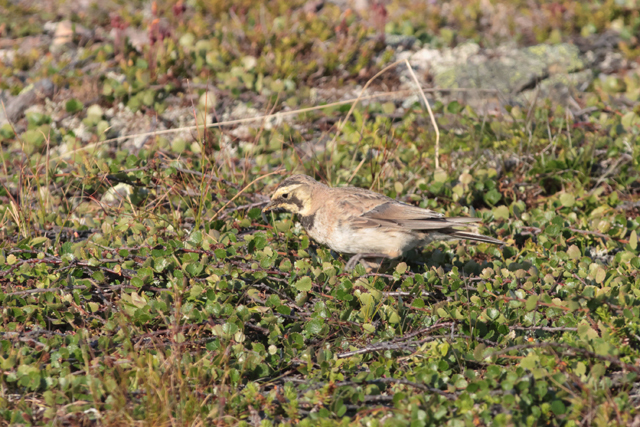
<box><xmin>263</xmin><ymin>175</ymin><xmax>316</xmax><ymax>216</ymax></box>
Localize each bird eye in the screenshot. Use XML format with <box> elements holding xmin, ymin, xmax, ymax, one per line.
<box><xmin>282</xmin><ymin>193</ymin><xmax>289</xmax><ymax>199</ymax></box>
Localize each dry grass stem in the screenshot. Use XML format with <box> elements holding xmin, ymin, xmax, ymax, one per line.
<box><xmin>404</xmin><ymin>58</ymin><xmax>441</xmax><ymax>170</ymax></box>
<box><xmin>211</xmin><ymin>168</ymin><xmax>285</xmax><ymax>220</ymax></box>
<box><xmin>41</xmin><ymin>85</ymin><xmax>492</xmax><ymax>167</ymax></box>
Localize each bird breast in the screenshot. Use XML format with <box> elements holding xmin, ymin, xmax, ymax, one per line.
<box><xmin>300</xmin><ymin>208</ymin><xmax>418</xmax><ymax>259</ymax></box>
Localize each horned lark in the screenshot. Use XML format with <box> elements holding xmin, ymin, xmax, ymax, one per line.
<box><xmin>263</xmin><ymin>174</ymin><xmax>503</xmax><ymax>270</ymax></box>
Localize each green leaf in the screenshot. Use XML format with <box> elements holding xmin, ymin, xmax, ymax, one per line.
<box><xmin>265</xmin><ymin>295</ymin><xmax>280</xmax><ymax>307</ymax></box>
<box><xmin>190</xmin><ymin>285</ymin><xmax>203</xmax><ymax>298</ymax></box>
<box><xmin>222</xmin><ymin>323</ymin><xmax>239</xmax><ymax>336</ymax></box>
<box><xmin>454</xmin><ymin>377</ymin><xmax>468</xmax><ymax>389</ymax></box>
<box><xmin>621</xmin><ymin>111</ymin><xmax>640</xmax><ymax>129</ymax></box>
<box><xmin>473</xmin><ymin>344</ymin><xmax>487</xmax><ymax>361</ymax></box>
<box><xmin>276</xmin><ymin>305</ymin><xmax>291</xmax><ymax>315</ymax></box>
<box><xmin>486</xmin><ymin>308</ymin><xmax>499</xmax><ymax>320</ymax></box>
<box><xmin>484</xmin><ymin>189</ymin><xmax>501</xmax><ymax>206</ymax></box>
<box><xmin>493</xmin><ymin>205</ymin><xmax>509</xmax><ymax>220</ymax></box>
<box><xmin>545</xmin><ymin>224</ymin><xmax>561</xmax><ymax>236</ymax></box>
<box><xmin>22</xmin><ymin>129</ymin><xmax>45</xmax><ymax>146</ymax></box>
<box><xmin>29</xmin><ymin>237</ymin><xmax>48</xmax><ymax>246</ymax></box>
<box><xmin>295</xmin><ymin>276</ymin><xmax>313</xmax><ymax>292</ymax></box>
<box><xmin>567</xmin><ymin>245</ymin><xmax>581</xmax><ymax>260</ymax></box>
<box><xmin>412</xmin><ymin>298</ymin><xmax>425</xmax><ymax>308</ymax></box>
<box><xmin>253</xmin><ymin>233</ymin><xmax>267</xmax><ymax>250</ymax></box>
<box><xmin>336</xmin><ymin>289</ymin><xmax>353</xmax><ymax>301</ymax></box>
<box><xmin>362</xmin><ymin>323</ymin><xmax>376</xmax><ymax>333</ymax></box>
<box><xmin>630</xmin><ymin>230</ymin><xmax>638</xmax><ymax>251</ymax></box>
<box><xmin>433</xmin><ymin>170</ymin><xmax>448</xmax><ymax>183</ymax></box>
<box><xmin>577</xmin><ymin>324</ymin><xmax>598</xmax><ymax>340</ymax></box>
<box><xmin>382</xmin><ymin>102</ymin><xmax>395</xmax><ymax>114</ymax></box>
<box><xmin>437</xmin><ymin>307</ymin><xmax>449</xmax><ymax>318</ymax></box>
<box><xmin>185</xmin><ymin>262</ymin><xmax>203</xmax><ymax>276</ymax></box>
<box><xmin>447</xmin><ymin>100</ymin><xmax>462</xmax><ymax>114</ymax></box>
<box><xmin>551</xmin><ymin>400</ymin><xmax>566</xmax><ymax>415</ymax></box>
<box><xmin>188</xmin><ymin>231</ymin><xmax>203</xmax><ymax>245</ymax></box>
<box><xmin>525</xmin><ymin>295</ymin><xmax>538</xmax><ymax>311</ymax></box>
<box><xmin>65</xmin><ymin>99</ymin><xmax>83</xmax><ymax>113</ymax></box>
<box><xmin>154</xmin><ymin>257</ymin><xmax>170</xmax><ymax>272</ymax></box>
<box><xmin>0</xmin><ymin>123</ymin><xmax>15</xmax><ymax>139</ymax></box>
<box><xmin>559</xmin><ymin>193</ymin><xmax>575</xmax><ymax>207</ymax></box>
<box><xmin>136</xmin><ymin>58</ymin><xmax>149</xmax><ymax>69</ymax></box>
<box><xmin>300</xmin><ymin>236</ymin><xmax>309</xmax><ymax>249</ymax></box>
<box><xmin>438</xmin><ymin>342</ymin><xmax>450</xmax><ymax>356</ymax></box>
<box><xmin>395</xmin><ymin>262</ymin><xmax>407</xmax><ymax>275</ymax></box>
<box><xmin>131</xmin><ymin>292</ymin><xmax>147</xmax><ymax>308</ymax></box>
<box><xmin>305</xmin><ymin>319</ymin><xmax>323</xmax><ymax>335</ymax></box>
<box><xmin>520</xmin><ymin>352</ymin><xmax>539</xmax><ymax>370</ymax></box>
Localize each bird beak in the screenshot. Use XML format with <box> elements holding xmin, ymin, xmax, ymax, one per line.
<box><xmin>262</xmin><ymin>200</ymin><xmax>276</xmax><ymax>212</ymax></box>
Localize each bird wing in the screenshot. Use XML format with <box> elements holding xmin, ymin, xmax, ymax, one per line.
<box><xmin>332</xmin><ymin>188</ymin><xmax>503</xmax><ymax>245</ymax></box>
<box><xmin>355</xmin><ymin>200</ymin><xmax>481</xmax><ymax>231</ymax></box>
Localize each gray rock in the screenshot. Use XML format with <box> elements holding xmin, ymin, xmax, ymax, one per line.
<box><xmin>519</xmin><ymin>69</ymin><xmax>593</xmax><ymax>112</ymax></box>
<box><xmin>385</xmin><ymin>34</ymin><xmax>417</xmax><ymax>49</ymax></box>
<box><xmin>400</xmin><ymin>42</ymin><xmax>591</xmax><ymax>112</ymax></box>
<box><xmin>430</xmin><ymin>43</ymin><xmax>584</xmax><ymax>94</ymax></box>
<box><xmin>101</xmin><ymin>183</ymin><xmax>134</xmax><ymax>206</ymax></box>
<box><xmin>0</xmin><ymin>79</ymin><xmax>54</xmax><ymax>125</ymax></box>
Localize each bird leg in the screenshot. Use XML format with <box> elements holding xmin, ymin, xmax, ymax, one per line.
<box><xmin>345</xmin><ymin>253</ymin><xmax>392</xmax><ymax>271</ymax></box>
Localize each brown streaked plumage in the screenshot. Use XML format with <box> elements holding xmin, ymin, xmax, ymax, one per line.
<box><xmin>263</xmin><ymin>174</ymin><xmax>503</xmax><ymax>270</ymax></box>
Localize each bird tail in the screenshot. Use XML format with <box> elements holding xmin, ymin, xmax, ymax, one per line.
<box><xmin>445</xmin><ymin>217</ymin><xmax>483</xmax><ymax>224</ymax></box>
<box><xmin>447</xmin><ymin>230</ymin><xmax>504</xmax><ymax>245</ymax></box>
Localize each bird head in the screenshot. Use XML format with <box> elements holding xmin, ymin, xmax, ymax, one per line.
<box><xmin>262</xmin><ymin>174</ymin><xmax>319</xmax><ymax>217</ymax></box>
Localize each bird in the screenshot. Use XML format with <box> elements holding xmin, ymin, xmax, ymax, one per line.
<box><xmin>262</xmin><ymin>174</ymin><xmax>503</xmax><ymax>271</ymax></box>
